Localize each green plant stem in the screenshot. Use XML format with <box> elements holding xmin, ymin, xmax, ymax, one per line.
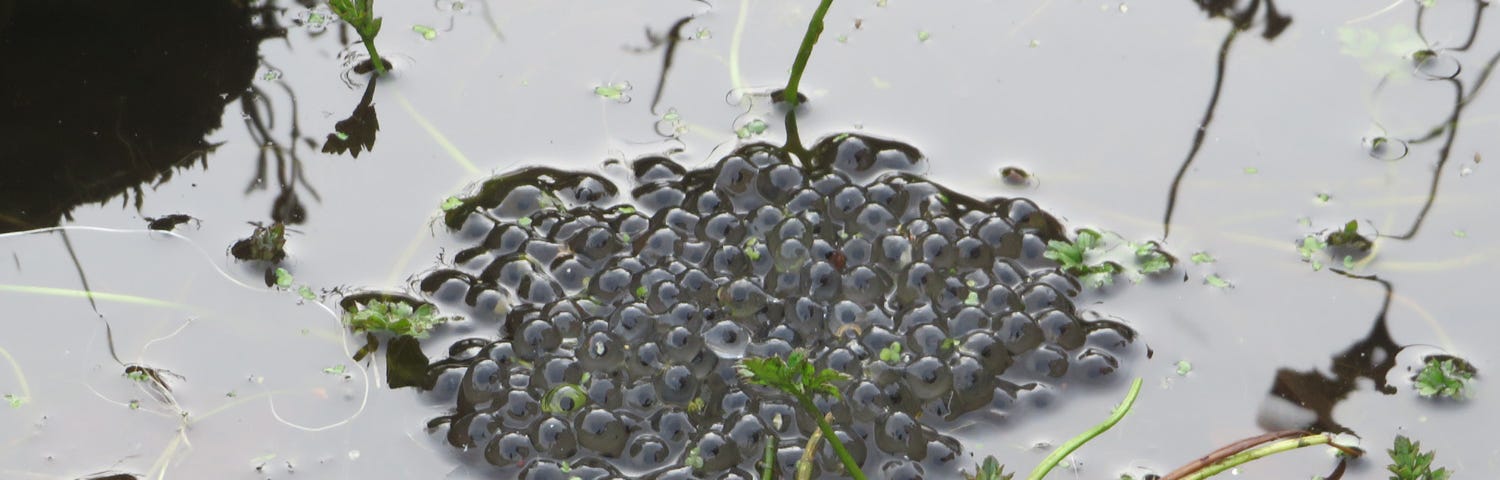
<box><xmin>783</xmin><ymin>0</ymin><xmax>835</xmax><ymax>106</ymax></box>
<box><xmin>1028</xmin><ymin>377</ymin><xmax>1143</xmax><ymax>480</ymax></box>
<box><xmin>797</xmin><ymin>395</ymin><xmax>866</xmax><ymax>480</ymax></box>
<box><xmin>762</xmin><ymin>438</ymin><xmax>778</xmax><ymax>480</ymax></box>
<box><xmin>1176</xmin><ymin>434</ymin><xmax>1339</xmax><ymax>480</ymax></box>
<box><xmin>795</xmin><ymin>415</ymin><xmax>826</xmax><ymax>480</ymax></box>
<box><xmin>362</xmin><ymin>38</ymin><xmax>387</xmax><ymax>75</ymax></box>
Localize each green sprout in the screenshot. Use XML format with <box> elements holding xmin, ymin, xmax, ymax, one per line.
<box><xmin>783</xmin><ymin>0</ymin><xmax>836</xmax><ymax>106</ymax></box>
<box><xmin>329</xmin><ymin>0</ymin><xmax>387</xmax><ymax>75</ymax></box>
<box><xmin>739</xmin><ymin>350</ymin><xmax>864</xmax><ymax>480</ymax></box>
<box><xmin>1413</xmin><ymin>358</ymin><xmax>1474</xmax><ymax>400</ymax></box>
<box><xmin>1325</xmin><ymin>220</ymin><xmax>1373</xmax><ymax>253</ymax></box>
<box><xmin>1388</xmin><ymin>435</ymin><xmax>1451</xmax><ymax>480</ymax></box>
<box><xmin>342</xmin><ymin>299</ymin><xmax>452</xmax><ymax>338</ymax></box>
<box><xmin>962</xmin><ymin>456</ymin><xmax>1014</xmax><ymax>480</ymax></box>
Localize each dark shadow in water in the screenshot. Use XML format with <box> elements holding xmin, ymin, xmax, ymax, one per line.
<box><xmin>1382</xmin><ymin>0</ymin><xmax>1498</xmax><ymax>240</ymax></box>
<box><xmin>1256</xmin><ymin>270</ymin><xmax>1399</xmax><ymax>434</ymax></box>
<box><xmin>1161</xmin><ymin>0</ymin><xmax>1291</xmax><ymax>239</ymax></box>
<box><xmin>241</xmin><ymin>79</ymin><xmax>324</xmax><ymax>225</ymax></box>
<box><xmin>321</xmin><ymin>76</ymin><xmax>382</xmax><ymax>159</ymax></box>
<box><xmin>633</xmin><ymin>15</ymin><xmax>696</xmax><ymax>114</ymax></box>
<box><xmin>0</xmin><ymin>1</ymin><xmax>281</xmax><ymax>233</ymax></box>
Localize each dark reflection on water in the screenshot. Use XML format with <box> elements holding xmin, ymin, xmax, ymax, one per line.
<box><xmin>1162</xmin><ymin>0</ymin><xmax>1292</xmax><ymax>239</ymax></box>
<box><xmin>0</xmin><ymin>1</ymin><xmax>279</xmax><ymax>232</ymax></box>
<box><xmin>1258</xmin><ymin>269</ymin><xmax>1479</xmax><ymax>435</ymax></box>
<box><xmin>1382</xmin><ymin>0</ymin><xmax>1500</xmax><ymax>239</ymax></box>
<box><xmin>321</xmin><ymin>76</ymin><xmax>382</xmax><ymax>159</ymax></box>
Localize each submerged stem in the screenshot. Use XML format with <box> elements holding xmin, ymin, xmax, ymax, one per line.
<box><xmin>797</xmin><ymin>395</ymin><xmax>866</xmax><ymax>480</ymax></box>
<box><xmin>362</xmin><ymin>38</ymin><xmax>388</xmax><ymax>75</ymax></box>
<box><xmin>1176</xmin><ymin>434</ymin><xmax>1346</xmax><ymax>480</ymax></box>
<box><xmin>784</xmin><ymin>0</ymin><xmax>835</xmax><ymax>107</ymax></box>
<box><xmin>1028</xmin><ymin>377</ymin><xmax>1143</xmax><ymax>480</ymax></box>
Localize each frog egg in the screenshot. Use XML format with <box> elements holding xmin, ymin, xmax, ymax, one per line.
<box><xmin>756</xmin><ymin>163</ymin><xmax>805</xmax><ymax>203</ymax></box>
<box><xmin>703</xmin><ymin>320</ymin><xmax>749</xmax><ymax>359</ymax></box>
<box><xmin>994</xmin><ymin>311</ymin><xmax>1043</xmax><ymax>354</ymax></box>
<box><xmin>1072</xmin><ymin>347</ymin><xmax>1121</xmax><ymax>380</ymax></box>
<box><xmin>575</xmin><ymin>408</ymin><xmax>629</xmax><ymax>457</ymax></box>
<box><xmin>500</xmin><ymin>390</ymin><xmax>542</xmax><ymax>429</ymax></box>
<box><xmin>459</xmin><ymin>358</ymin><xmax>504</xmax><ymax>406</ymax></box>
<box><xmin>652</xmin><ymin>409</ymin><xmax>697</xmax><ymax>444</ymax></box>
<box><xmin>699</xmin><ymin>212</ymin><xmax>746</xmax><ymax>244</ymax></box>
<box><xmin>1021</xmin><ymin>344</ymin><xmax>1070</xmax><ymax>378</ymax></box>
<box><xmin>447</xmin><ymin>412</ymin><xmax>496</xmax><ymax>448</ymax></box>
<box><xmin>693</xmin><ymin>432</ymin><xmax>743</xmax><ymax>472</ymax></box>
<box><xmin>1034</xmin><ymin>309</ymin><xmax>1086</xmax><ymax>350</ymax></box>
<box><xmin>806</xmin><ymin>261</ymin><xmax>842</xmax><ymax>302</ymax></box>
<box><xmin>946</xmin><ymin>307</ymin><xmax>988</xmax><ymax>337</ymax></box>
<box><xmin>654</xmin><ymin>365</ymin><xmax>700</xmax><ymax>406</ymax></box>
<box><xmin>842</xmin><ymin>266</ymin><xmax>892</xmax><ymax>308</ymax></box>
<box><xmin>515</xmin><ymin>319</ymin><xmax>561</xmax><ymax>358</ymax></box>
<box><xmin>534</xmin><ymin>417</ymin><xmax>579</xmax><ymax>456</ymax></box>
<box><xmin>609</xmin><ymin>304</ymin><xmax>655</xmax><ymax>343</ymax></box>
<box><xmin>624</xmin><ymin>433</ymin><xmax>670</xmax><ymax>469</ymax></box>
<box><xmin>577</xmin><ymin>332</ymin><xmax>626</xmax><ymax>372</ymax></box>
<box><xmin>854</xmin><ymin>203</ymin><xmax>898</xmax><ymax>238</ymax></box>
<box><xmin>879</xmin><ymin>460</ymin><xmax>925</xmax><ymax>480</ymax></box>
<box><xmin>486</xmin><ymin>431</ymin><xmax>535</xmax><ymax>466</ymax></box>
<box><xmin>902</xmin><ymin>356</ymin><xmax>953</xmax><ymax>401</ymax></box>
<box><xmin>587</xmin><ymin>375</ymin><xmax>626</xmax><ymax>411</ymax></box>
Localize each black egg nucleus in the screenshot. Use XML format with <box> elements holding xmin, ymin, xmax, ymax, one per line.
<box><xmin>417</xmin><ymin>134</ymin><xmax>1137</xmax><ymax>479</ymax></box>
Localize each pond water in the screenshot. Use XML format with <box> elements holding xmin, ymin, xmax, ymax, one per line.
<box><xmin>2</xmin><ymin>0</ymin><xmax>1496</xmax><ymax>478</ymax></box>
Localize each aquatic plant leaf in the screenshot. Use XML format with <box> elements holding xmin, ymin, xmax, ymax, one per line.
<box><xmin>412</xmin><ymin>24</ymin><xmax>437</xmax><ymax>40</ymax></box>
<box><xmin>1388</xmin><ymin>435</ymin><xmax>1451</xmax><ymax>480</ymax></box>
<box><xmin>274</xmin><ymin>268</ymin><xmax>293</xmax><ymax>288</ymax></box>
<box><xmin>1135</xmin><ymin>243</ymin><xmax>1172</xmax><ymax>274</ymax></box>
<box><xmin>1190</xmin><ymin>252</ymin><xmax>1216</xmax><ymax>264</ymax></box>
<box><xmin>1338</xmin><ymin>25</ymin><xmax>1428</xmax><ymax>77</ymax></box>
<box><xmin>1414</xmin><ymin>358</ymin><xmax>1472</xmax><ymax>399</ymax></box>
<box><xmin>1204</xmin><ymin>274</ymin><xmax>1231</xmax><ymax>288</ymax></box>
<box><xmin>5</xmin><ymin>394</ymin><xmax>24</xmax><ymax>408</ymax></box>
<box><xmin>1176</xmin><ymin>360</ymin><xmax>1192</xmax><ymax>376</ymax></box>
<box><xmin>343</xmin><ymin>299</ymin><xmax>452</xmax><ymax>338</ymax></box>
<box><xmin>298</xmin><ymin>286</ymin><xmax>317</xmax><ymax>301</ymax></box>
<box><xmin>323</xmin><ymin>364</ymin><xmax>346</xmax><ymax>375</ymax></box>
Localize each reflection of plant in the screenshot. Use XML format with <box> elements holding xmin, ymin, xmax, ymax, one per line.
<box><xmin>1414</xmin><ymin>358</ymin><xmax>1474</xmax><ymax>400</ymax></box>
<box><xmin>329</xmin><ymin>0</ymin><xmax>387</xmax><ymax>75</ymax></box>
<box><xmin>343</xmin><ymin>299</ymin><xmax>451</xmax><ymax>338</ymax></box>
<box><xmin>1388</xmin><ymin>435</ymin><xmax>1451</xmax><ymax>480</ymax></box>
<box><xmin>739</xmin><ymin>350</ymin><xmax>865</xmax><ymax>480</ymax></box>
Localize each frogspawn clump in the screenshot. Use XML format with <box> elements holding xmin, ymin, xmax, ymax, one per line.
<box><xmin>413</xmin><ymin>134</ymin><xmax>1140</xmax><ymax>479</ymax></box>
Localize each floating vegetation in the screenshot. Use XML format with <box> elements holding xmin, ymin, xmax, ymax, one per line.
<box><xmin>230</xmin><ymin>222</ymin><xmax>287</xmax><ymax>263</ymax></box>
<box><xmin>413</xmin><ymin>134</ymin><xmax>1140</xmax><ymax>477</ymax></box>
<box><xmin>1413</xmin><ymin>357</ymin><xmax>1475</xmax><ymax>400</ymax></box>
<box><xmin>342</xmin><ymin>297</ymin><xmax>452</xmax><ymax>339</ymax></box>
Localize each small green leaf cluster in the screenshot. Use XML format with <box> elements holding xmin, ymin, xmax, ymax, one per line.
<box><xmin>1044</xmin><ymin>229</ymin><xmax>1118</xmax><ymax>287</ymax></box>
<box><xmin>1045</xmin><ymin>230</ymin><xmax>1177</xmax><ymax>287</ymax></box>
<box><xmin>738</xmin><ymin>350</ymin><xmax>848</xmax><ymax>400</ymax></box>
<box><xmin>1387</xmin><ymin>435</ymin><xmax>1451</xmax><ymax>480</ymax></box>
<box><xmin>962</xmin><ymin>456</ymin><xmax>1014</xmax><ymax>480</ymax></box>
<box><xmin>1413</xmin><ymin>358</ymin><xmax>1474</xmax><ymax>400</ymax></box>
<box><xmin>343</xmin><ymin>299</ymin><xmax>451</xmax><ymax>338</ymax></box>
